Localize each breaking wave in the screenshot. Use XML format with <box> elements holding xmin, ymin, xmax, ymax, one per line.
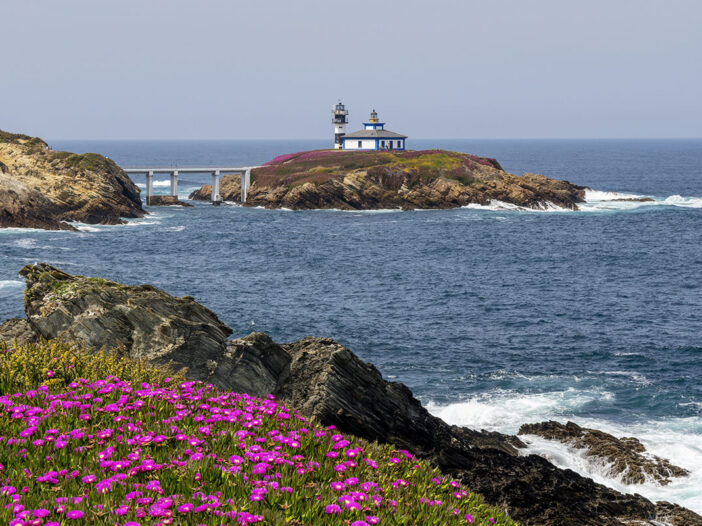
<box><xmin>426</xmin><ymin>391</ymin><xmax>702</xmax><ymax>514</ymax></box>
<box><xmin>0</xmin><ymin>280</ymin><xmax>24</xmax><ymax>298</ymax></box>
<box><xmin>455</xmin><ymin>191</ymin><xmax>702</xmax><ymax>213</ymax></box>
<box><xmin>581</xmin><ymin>190</ymin><xmax>702</xmax><ymax>211</ymax></box>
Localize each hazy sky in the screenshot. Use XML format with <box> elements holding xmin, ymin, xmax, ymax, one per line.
<box><xmin>3</xmin><ymin>0</ymin><xmax>701</xmax><ymax>139</ymax></box>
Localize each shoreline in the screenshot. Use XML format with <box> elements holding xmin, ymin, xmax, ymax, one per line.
<box><xmin>1</xmin><ymin>263</ymin><xmax>700</xmax><ymax>525</ymax></box>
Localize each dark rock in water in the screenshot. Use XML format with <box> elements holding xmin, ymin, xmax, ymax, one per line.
<box><xmin>19</xmin><ymin>263</ymin><xmax>232</xmax><ymax>377</ymax></box>
<box><xmin>611</xmin><ymin>197</ymin><xmax>655</xmax><ymax>202</ymax></box>
<box><xmin>147</xmin><ymin>195</ymin><xmax>193</xmax><ymax>207</ymax></box>
<box><xmin>518</xmin><ymin>421</ymin><xmax>689</xmax><ymax>485</ymax></box>
<box><xmin>6</xmin><ymin>263</ymin><xmax>702</xmax><ymax>526</ymax></box>
<box><xmin>0</xmin><ymin>318</ymin><xmax>39</xmax><ymax>345</ymax></box>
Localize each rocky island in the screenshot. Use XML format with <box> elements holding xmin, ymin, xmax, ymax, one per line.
<box><xmin>189</xmin><ymin>149</ymin><xmax>586</xmax><ymax>210</ymax></box>
<box><xmin>0</xmin><ymin>129</ymin><xmax>144</xmax><ymax>230</ymax></box>
<box><xmin>2</xmin><ymin>263</ymin><xmax>699</xmax><ymax>526</ymax></box>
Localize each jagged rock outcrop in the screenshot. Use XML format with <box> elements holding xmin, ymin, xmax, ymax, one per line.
<box><xmin>18</xmin><ymin>263</ymin><xmax>232</xmax><ymax>378</ymax></box>
<box><xmin>0</xmin><ymin>129</ymin><xmax>145</xmax><ymax>229</ymax></box>
<box><xmin>4</xmin><ymin>264</ymin><xmax>701</xmax><ymax>526</ymax></box>
<box><xmin>189</xmin><ymin>149</ymin><xmax>587</xmax><ymax>210</ymax></box>
<box><xmin>518</xmin><ymin>420</ymin><xmax>689</xmax><ymax>485</ymax></box>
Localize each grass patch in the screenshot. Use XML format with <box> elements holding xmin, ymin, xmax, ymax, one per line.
<box><xmin>0</xmin><ymin>340</ymin><xmax>184</xmax><ymax>394</ymax></box>
<box><xmin>251</xmin><ymin>150</ymin><xmax>502</xmax><ymax>190</ymax></box>
<box><xmin>0</xmin><ymin>130</ymin><xmax>48</xmax><ymax>149</ymax></box>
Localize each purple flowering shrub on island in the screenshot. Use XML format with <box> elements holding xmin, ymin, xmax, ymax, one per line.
<box><xmin>0</xmin><ymin>346</ymin><xmax>515</xmax><ymax>525</ymax></box>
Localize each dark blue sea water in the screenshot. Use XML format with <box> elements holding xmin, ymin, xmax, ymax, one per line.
<box><xmin>1</xmin><ymin>139</ymin><xmax>701</xmax><ymax>509</ymax></box>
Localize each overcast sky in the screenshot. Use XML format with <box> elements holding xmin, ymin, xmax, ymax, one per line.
<box><xmin>2</xmin><ymin>0</ymin><xmax>701</xmax><ymax>139</ymax></box>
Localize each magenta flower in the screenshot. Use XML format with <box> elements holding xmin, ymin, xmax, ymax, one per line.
<box><xmin>177</xmin><ymin>503</ymin><xmax>193</xmax><ymax>513</ymax></box>
<box><xmin>66</xmin><ymin>510</ymin><xmax>84</xmax><ymax>519</ymax></box>
<box><xmin>325</xmin><ymin>503</ymin><xmax>342</xmax><ymax>514</ymax></box>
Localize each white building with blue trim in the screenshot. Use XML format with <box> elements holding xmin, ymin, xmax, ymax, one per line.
<box><xmin>332</xmin><ymin>104</ymin><xmax>407</xmax><ymax>151</ymax></box>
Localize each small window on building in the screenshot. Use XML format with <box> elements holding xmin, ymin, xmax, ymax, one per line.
<box><xmin>358</xmin><ymin>141</ymin><xmax>362</xmax><ymax>148</ymax></box>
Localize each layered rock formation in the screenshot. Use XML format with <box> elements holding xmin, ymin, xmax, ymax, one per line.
<box><xmin>518</xmin><ymin>421</ymin><xmax>689</xmax><ymax>485</ymax></box>
<box><xmin>0</xmin><ymin>130</ymin><xmax>144</xmax><ymax>229</ymax></box>
<box><xmin>2</xmin><ymin>264</ymin><xmax>700</xmax><ymax>526</ymax></box>
<box><xmin>189</xmin><ymin>149</ymin><xmax>586</xmax><ymax>210</ymax></box>
<box><xmin>17</xmin><ymin>264</ymin><xmax>232</xmax><ymax>378</ymax></box>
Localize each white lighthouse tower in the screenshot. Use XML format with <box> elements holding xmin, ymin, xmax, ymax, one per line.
<box><xmin>332</xmin><ymin>100</ymin><xmax>349</xmax><ymax>149</ymax></box>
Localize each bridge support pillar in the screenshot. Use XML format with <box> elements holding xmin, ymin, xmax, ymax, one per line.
<box><xmin>241</xmin><ymin>169</ymin><xmax>251</xmax><ymax>203</ymax></box>
<box><xmin>170</xmin><ymin>170</ymin><xmax>178</xmax><ymax>197</ymax></box>
<box><xmin>211</xmin><ymin>170</ymin><xmax>221</xmax><ymax>205</ymax></box>
<box><xmin>146</xmin><ymin>170</ymin><xmax>154</xmax><ymax>205</ymax></box>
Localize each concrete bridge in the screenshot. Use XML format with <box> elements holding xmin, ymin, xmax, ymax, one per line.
<box><xmin>123</xmin><ymin>167</ymin><xmax>259</xmax><ymax>205</ymax></box>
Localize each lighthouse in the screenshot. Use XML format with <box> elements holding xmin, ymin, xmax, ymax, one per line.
<box><xmin>332</xmin><ymin>100</ymin><xmax>349</xmax><ymax>149</ymax></box>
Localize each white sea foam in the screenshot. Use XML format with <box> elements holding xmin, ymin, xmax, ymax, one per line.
<box><xmin>339</xmin><ymin>208</ymin><xmax>403</xmax><ymax>214</ymax></box>
<box><xmin>661</xmin><ymin>194</ymin><xmax>702</xmax><ymax>208</ymax></box>
<box><xmin>584</xmin><ymin>189</ymin><xmax>647</xmax><ymax>201</ymax></box>
<box><xmin>0</xmin><ymin>280</ymin><xmax>24</xmax><ymax>297</ymax></box>
<box><xmin>462</xmin><ymin>200</ymin><xmax>567</xmax><ymax>212</ymax></box>
<box><xmin>521</xmin><ymin>418</ymin><xmax>702</xmax><ymax>514</ymax></box>
<box><xmin>13</xmin><ymin>238</ymin><xmax>38</xmax><ymax>249</ymax></box>
<box><xmin>581</xmin><ymin>189</ymin><xmax>702</xmax><ymax>212</ymax></box>
<box><xmin>426</xmin><ymin>388</ymin><xmax>611</xmax><ymax>434</ymax></box>
<box><xmin>426</xmin><ymin>391</ymin><xmax>702</xmax><ymax>513</ymax></box>
<box><xmin>136</xmin><ymin>180</ymin><xmax>174</xmax><ymax>188</ymax></box>
<box><xmin>453</xmin><ymin>191</ymin><xmax>702</xmax><ymax>214</ymax></box>
<box><xmin>68</xmin><ymin>218</ymin><xmax>161</xmax><ymax>232</ymax></box>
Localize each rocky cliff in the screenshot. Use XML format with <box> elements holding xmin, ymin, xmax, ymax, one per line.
<box><xmin>189</xmin><ymin>149</ymin><xmax>586</xmax><ymax>210</ymax></box>
<box><xmin>0</xmin><ymin>130</ymin><xmax>144</xmax><ymax>229</ymax></box>
<box><xmin>2</xmin><ymin>264</ymin><xmax>700</xmax><ymax>526</ymax></box>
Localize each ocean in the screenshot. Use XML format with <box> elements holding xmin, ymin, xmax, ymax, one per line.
<box><xmin>1</xmin><ymin>139</ymin><xmax>701</xmax><ymax>511</ymax></box>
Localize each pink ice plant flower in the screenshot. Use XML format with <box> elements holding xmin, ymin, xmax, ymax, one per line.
<box><xmin>0</xmin><ymin>372</ymin><xmax>504</xmax><ymax>525</ymax></box>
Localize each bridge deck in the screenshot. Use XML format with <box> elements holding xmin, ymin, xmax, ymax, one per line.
<box><xmin>124</xmin><ymin>167</ymin><xmax>258</xmax><ymax>174</ymax></box>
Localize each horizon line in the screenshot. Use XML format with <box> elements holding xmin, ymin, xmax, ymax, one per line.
<box><xmin>47</xmin><ymin>136</ymin><xmax>702</xmax><ymax>142</ymax></box>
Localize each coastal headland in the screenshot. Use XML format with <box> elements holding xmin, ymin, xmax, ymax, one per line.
<box><xmin>2</xmin><ymin>264</ymin><xmax>698</xmax><ymax>526</ymax></box>
<box><xmin>0</xmin><ymin>130</ymin><xmax>144</xmax><ymax>230</ymax></box>
<box><xmin>189</xmin><ymin>149</ymin><xmax>587</xmax><ymax>211</ymax></box>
